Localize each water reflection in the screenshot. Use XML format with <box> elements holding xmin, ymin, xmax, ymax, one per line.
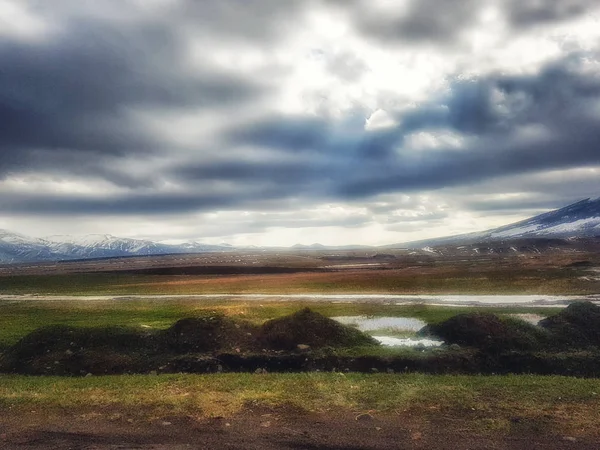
<box><xmin>332</xmin><ymin>316</ymin><xmax>427</xmax><ymax>332</ymax></box>
<box><xmin>373</xmin><ymin>336</ymin><xmax>443</xmax><ymax>347</ymax></box>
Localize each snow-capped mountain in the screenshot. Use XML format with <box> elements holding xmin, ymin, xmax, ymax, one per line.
<box><xmin>483</xmin><ymin>198</ymin><xmax>600</xmax><ymax>240</ymax></box>
<box><xmin>400</xmin><ymin>197</ymin><xmax>600</xmax><ymax>248</ymax></box>
<box><xmin>0</xmin><ymin>232</ymin><xmax>234</xmax><ymax>264</ymax></box>
<box><xmin>0</xmin><ymin>230</ymin><xmax>60</xmax><ymax>263</ymax></box>
<box><xmin>44</xmin><ymin>234</ymin><xmax>179</xmax><ymax>259</ymax></box>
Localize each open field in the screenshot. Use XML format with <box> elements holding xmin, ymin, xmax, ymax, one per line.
<box><xmin>1</xmin><ymin>259</ymin><xmax>600</xmax><ymax>296</ymax></box>
<box><xmin>0</xmin><ymin>268</ymin><xmax>595</xmax><ymax>296</ymax></box>
<box><xmin>1</xmin><ymin>248</ymin><xmax>600</xmax><ymax>296</ymax></box>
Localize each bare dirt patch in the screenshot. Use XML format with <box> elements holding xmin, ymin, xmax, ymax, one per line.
<box><xmin>0</xmin><ymin>408</ymin><xmax>596</xmax><ymax>449</ymax></box>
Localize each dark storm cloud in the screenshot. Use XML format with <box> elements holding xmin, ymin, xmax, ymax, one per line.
<box><xmin>0</xmin><ymin>12</ymin><xmax>265</xmax><ymax>178</ymax></box>
<box><xmin>30</xmin><ymin>0</ymin><xmax>305</xmax><ymax>44</ymax></box>
<box><xmin>228</xmin><ymin>116</ymin><xmax>331</xmax><ymax>153</ymax></box>
<box><xmin>507</xmin><ymin>0</ymin><xmax>595</xmax><ymax>28</ymax></box>
<box><xmin>334</xmin><ymin>0</ymin><xmax>598</xmax><ymax>47</ymax></box>
<box><xmin>0</xmin><ymin>191</ymin><xmax>253</xmax><ymax>215</ymax></box>
<box><xmin>228</xmin><ymin>113</ymin><xmax>399</xmax><ymax>159</ymax></box>
<box><xmin>169</xmin><ymin>0</ymin><xmax>305</xmax><ymax>43</ymax></box>
<box><xmin>399</xmin><ymin>81</ymin><xmax>500</xmax><ymax>135</ymax></box>
<box><xmin>340</xmin><ymin>78</ymin><xmax>600</xmax><ymax>195</ymax></box>
<box><xmin>10</xmin><ymin>150</ymin><xmax>160</xmax><ymax>189</ymax></box>
<box><xmin>177</xmin><ymin>159</ymin><xmax>328</xmax><ymax>186</ymax></box>
<box><xmin>3</xmin><ymin>45</ymin><xmax>599</xmax><ymax>217</ymax></box>
<box><xmin>222</xmin><ymin>53</ymin><xmax>600</xmax><ymax>202</ymax></box>
<box><xmin>340</xmin><ymin>0</ymin><xmax>481</xmax><ymax>46</ymax></box>
<box><xmin>398</xmin><ymin>53</ymin><xmax>600</xmax><ymax>136</ymax></box>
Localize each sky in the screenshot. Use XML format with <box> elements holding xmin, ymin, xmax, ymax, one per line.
<box><xmin>0</xmin><ymin>0</ymin><xmax>599</xmax><ymax>247</ymax></box>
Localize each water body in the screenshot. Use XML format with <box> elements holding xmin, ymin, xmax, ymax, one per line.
<box><xmin>2</xmin><ymin>293</ymin><xmax>599</xmax><ymax>306</ymax></box>
<box><xmin>332</xmin><ymin>316</ymin><xmax>427</xmax><ymax>332</ymax></box>
<box><xmin>332</xmin><ymin>316</ymin><xmax>444</xmax><ymax>347</ymax></box>
<box><xmin>373</xmin><ymin>336</ymin><xmax>443</xmax><ymax>347</ymax></box>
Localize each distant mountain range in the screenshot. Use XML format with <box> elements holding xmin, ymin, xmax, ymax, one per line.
<box><xmin>1</xmin><ymin>197</ymin><xmax>599</xmax><ymax>264</ymax></box>
<box><xmin>0</xmin><ymin>232</ymin><xmax>233</xmax><ymax>264</ymax></box>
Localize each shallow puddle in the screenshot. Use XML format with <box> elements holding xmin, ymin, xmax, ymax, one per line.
<box><xmin>333</xmin><ymin>316</ymin><xmax>444</xmax><ymax>347</ymax></box>
<box><xmin>372</xmin><ymin>336</ymin><xmax>443</xmax><ymax>347</ymax></box>
<box><xmin>332</xmin><ymin>316</ymin><xmax>427</xmax><ymax>332</ymax></box>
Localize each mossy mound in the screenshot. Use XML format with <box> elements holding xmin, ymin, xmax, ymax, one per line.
<box><xmin>164</xmin><ymin>313</ymin><xmax>258</xmax><ymax>353</ymax></box>
<box><xmin>540</xmin><ymin>302</ymin><xmax>600</xmax><ymax>348</ymax></box>
<box><xmin>424</xmin><ymin>313</ymin><xmax>549</xmax><ymax>352</ymax></box>
<box><xmin>257</xmin><ymin>308</ymin><xmax>379</xmax><ymax>351</ymax></box>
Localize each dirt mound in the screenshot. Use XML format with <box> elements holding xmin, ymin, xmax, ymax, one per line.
<box><xmin>257</xmin><ymin>308</ymin><xmax>379</xmax><ymax>351</ymax></box>
<box><xmin>164</xmin><ymin>313</ymin><xmax>258</xmax><ymax>353</ymax></box>
<box><xmin>540</xmin><ymin>302</ymin><xmax>600</xmax><ymax>348</ymax></box>
<box><xmin>1</xmin><ymin>325</ymin><xmax>161</xmax><ymax>357</ymax></box>
<box><xmin>0</xmin><ymin>325</ymin><xmax>163</xmax><ymax>375</ymax></box>
<box><xmin>424</xmin><ymin>313</ymin><xmax>549</xmax><ymax>352</ymax></box>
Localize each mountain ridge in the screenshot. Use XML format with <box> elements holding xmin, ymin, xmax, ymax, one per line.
<box><xmin>1</xmin><ymin>197</ymin><xmax>599</xmax><ymax>264</ymax></box>
<box><xmin>394</xmin><ymin>197</ymin><xmax>600</xmax><ymax>248</ymax></box>
<box><xmin>0</xmin><ymin>231</ymin><xmax>234</xmax><ymax>264</ymax></box>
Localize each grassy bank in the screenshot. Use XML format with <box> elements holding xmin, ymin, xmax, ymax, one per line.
<box><xmin>0</xmin><ymin>373</ymin><xmax>599</xmax><ymax>436</ymax></box>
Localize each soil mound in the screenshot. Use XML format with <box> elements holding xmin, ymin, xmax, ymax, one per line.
<box><xmin>0</xmin><ymin>325</ymin><xmax>163</xmax><ymax>375</ymax></box>
<box><xmin>540</xmin><ymin>302</ymin><xmax>600</xmax><ymax>348</ymax></box>
<box><xmin>257</xmin><ymin>308</ymin><xmax>379</xmax><ymax>351</ymax></box>
<box><xmin>424</xmin><ymin>313</ymin><xmax>548</xmax><ymax>352</ymax></box>
<box><xmin>164</xmin><ymin>313</ymin><xmax>258</xmax><ymax>353</ymax></box>
<box><xmin>2</xmin><ymin>325</ymin><xmax>161</xmax><ymax>356</ymax></box>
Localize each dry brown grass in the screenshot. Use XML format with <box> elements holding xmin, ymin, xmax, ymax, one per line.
<box><xmin>110</xmin><ymin>266</ymin><xmax>595</xmax><ymax>295</ymax></box>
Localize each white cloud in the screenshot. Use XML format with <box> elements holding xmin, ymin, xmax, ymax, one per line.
<box><xmin>404</xmin><ymin>129</ymin><xmax>465</xmax><ymax>151</ymax></box>
<box><xmin>365</xmin><ymin>109</ymin><xmax>397</xmax><ymax>130</ymax></box>
<box><xmin>0</xmin><ymin>0</ymin><xmax>52</xmax><ymax>39</ymax></box>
